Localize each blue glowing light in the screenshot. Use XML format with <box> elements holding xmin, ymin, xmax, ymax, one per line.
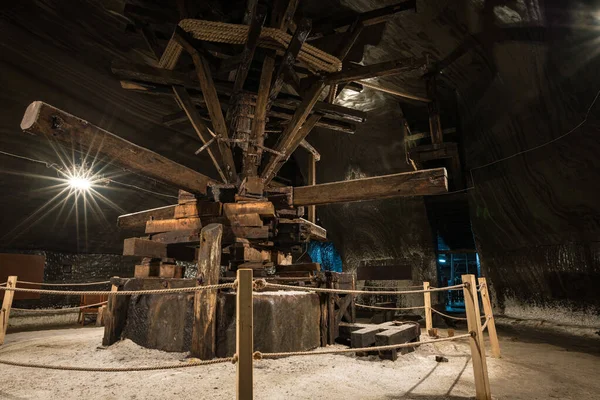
<box><xmin>438</xmin><ymin>258</ymin><xmax>446</xmax><ymax>263</ymax></box>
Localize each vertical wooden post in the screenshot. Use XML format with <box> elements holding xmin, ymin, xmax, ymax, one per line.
<box><xmin>478</xmin><ymin>277</ymin><xmax>500</xmax><ymax>358</ymax></box>
<box><xmin>462</xmin><ymin>274</ymin><xmax>492</xmax><ymax>400</ymax></box>
<box><xmin>426</xmin><ymin>76</ymin><xmax>443</xmax><ymax>145</ymax></box>
<box><xmin>192</xmin><ymin>223</ymin><xmax>223</xmax><ymax>359</ymax></box>
<box><xmin>236</xmin><ymin>268</ymin><xmax>253</xmax><ymax>400</ymax></box>
<box><xmin>0</xmin><ymin>276</ymin><xmax>17</xmax><ymax>345</ymax></box>
<box><xmin>423</xmin><ymin>281</ymin><xmax>433</xmax><ymax>334</ymax></box>
<box><xmin>102</xmin><ymin>279</ymin><xmax>130</xmax><ymax>346</ymax></box>
<box><xmin>307</xmin><ymin>153</ymin><xmax>316</xmax><ymax>223</ymax></box>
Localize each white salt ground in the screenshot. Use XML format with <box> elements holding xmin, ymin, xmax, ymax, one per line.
<box><xmin>0</xmin><ymin>327</ymin><xmax>598</xmax><ymax>400</ymax></box>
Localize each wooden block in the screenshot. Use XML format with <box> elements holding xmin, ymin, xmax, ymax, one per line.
<box><xmin>231</xmin><ymin>225</ymin><xmax>270</xmax><ymax>240</ymax></box>
<box><xmin>276</xmin><ymin>263</ymin><xmax>320</xmax><ymax>273</ymax></box>
<box><xmin>272</xmin><ymin>251</ymin><xmax>292</xmax><ymax>265</ymax></box>
<box><xmin>276</xmin><ymin>271</ymin><xmax>312</xmax><ymax>278</ymax></box>
<box><xmin>151</xmin><ymin>229</ymin><xmax>201</xmax><ymax>244</ymax></box>
<box><xmin>448</xmin><ymin>328</ymin><xmax>455</xmax><ymax>337</ymax></box>
<box><xmin>96</xmin><ymin>305</ymin><xmax>106</xmax><ymax>326</ymax></box>
<box><xmin>134</xmin><ymin>264</ymin><xmax>160</xmax><ymax>278</ymax></box>
<box><xmin>351</xmin><ymin>326</ymin><xmax>382</xmax><ymax>348</ymax></box>
<box><xmin>236</xmin><ymin>262</ymin><xmax>273</xmax><ymax>270</ymax></box>
<box><xmin>375</xmin><ymin>324</ymin><xmax>420</xmax><ymax>360</ymax></box>
<box><xmin>223</xmin><ymin>201</ymin><xmax>275</xmax><ymax>218</ymax></box>
<box><xmin>228</xmin><ymin>213</ymin><xmax>263</xmax><ymax>227</ymax></box>
<box><xmin>146</xmin><ymin>218</ymin><xmax>201</xmax><ymax>234</ymax></box>
<box><xmin>123</xmin><ymin>238</ymin><xmax>167</xmax><ymax>258</ymax></box>
<box><xmin>241</xmin><ymin>176</ymin><xmax>264</xmax><ymax>195</ymax></box>
<box><xmin>178</xmin><ymin>190</ymin><xmax>197</xmax><ymax>204</ymax></box>
<box><xmin>230</xmin><ymin>245</ymin><xmax>271</xmax><ymax>263</ymax></box>
<box><xmin>159</xmin><ymin>264</ymin><xmax>184</xmax><ymax>278</ymax></box>
<box><xmin>174</xmin><ymin>201</ymin><xmax>223</xmax><ymax>219</ymax></box>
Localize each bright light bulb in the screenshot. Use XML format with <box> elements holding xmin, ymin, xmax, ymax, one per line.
<box><xmin>68</xmin><ymin>176</ymin><xmax>91</xmax><ymax>191</ymax></box>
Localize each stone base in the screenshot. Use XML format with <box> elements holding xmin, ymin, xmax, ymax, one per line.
<box><xmin>108</xmin><ymin>278</ymin><xmax>321</xmax><ymax>355</ymax></box>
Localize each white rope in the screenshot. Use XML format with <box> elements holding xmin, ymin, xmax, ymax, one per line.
<box><xmin>17</xmin><ymin>280</ymin><xmax>111</xmax><ymax>287</ymax></box>
<box><xmin>261</xmin><ymin>281</ymin><xmax>465</xmax><ymax>295</ymax></box>
<box><xmin>0</xmin><ymin>282</ymin><xmax>235</xmax><ymax>296</ymax></box>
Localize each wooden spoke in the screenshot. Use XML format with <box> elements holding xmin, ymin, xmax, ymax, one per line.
<box><xmin>324</xmin><ymin>57</ymin><xmax>426</xmax><ymax>85</ymax></box>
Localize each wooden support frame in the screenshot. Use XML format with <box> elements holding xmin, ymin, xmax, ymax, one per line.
<box><xmin>423</xmin><ymin>281</ymin><xmax>433</xmax><ymax>334</ymax></box>
<box><xmin>172</xmin><ymin>86</ymin><xmax>228</xmax><ymax>182</ymax></box>
<box><xmin>324</xmin><ymin>57</ymin><xmax>425</xmax><ymax>85</ymax></box>
<box><xmin>426</xmin><ymin>76</ymin><xmax>443</xmax><ymax>144</ymax></box>
<box><xmin>174</xmin><ymin>29</ymin><xmax>238</xmax><ymax>183</ymax></box>
<box><xmin>20</xmin><ymin>102</ymin><xmax>216</xmax><ymax>195</ymax></box>
<box><xmin>462</xmin><ymin>274</ymin><xmax>492</xmax><ymax>400</ymax></box>
<box><xmin>0</xmin><ymin>276</ymin><xmax>17</xmax><ymax>345</ymax></box>
<box><xmin>478</xmin><ymin>277</ymin><xmax>501</xmax><ymax>358</ymax></box>
<box><xmin>307</xmin><ymin>153</ymin><xmax>316</xmax><ymax>223</ymax></box>
<box><xmin>292</xmin><ymin>167</ymin><xmax>448</xmax><ymax>206</ymax></box>
<box><xmin>192</xmin><ymin>224</ymin><xmax>223</xmax><ymax>359</ymax></box>
<box><xmin>261</xmin><ymin>80</ymin><xmax>326</xmax><ymax>183</ymax></box>
<box><xmin>236</xmin><ymin>268</ymin><xmax>254</xmax><ymax>400</ymax></box>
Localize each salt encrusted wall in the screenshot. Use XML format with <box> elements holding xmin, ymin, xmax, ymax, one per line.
<box><xmin>1</xmin><ymin>250</ymin><xmax>136</xmax><ymax>309</ymax></box>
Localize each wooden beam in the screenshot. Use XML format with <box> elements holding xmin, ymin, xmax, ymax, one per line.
<box><xmin>0</xmin><ymin>276</ymin><xmax>17</xmax><ymax>345</ymax></box>
<box><xmin>406</xmin><ymin>127</ymin><xmax>456</xmax><ymax>142</ymax></box>
<box><xmin>145</xmin><ymin>217</ymin><xmax>201</xmax><ymax>234</ymax></box>
<box><xmin>300</xmin><ymin>139</ymin><xmax>320</xmax><ymax>161</ymax></box>
<box><xmin>478</xmin><ymin>277</ymin><xmax>501</xmax><ymax>358</ymax></box>
<box><xmin>423</xmin><ymin>282</ymin><xmax>433</xmax><ymax>334</ymax></box>
<box><xmin>426</xmin><ymin>76</ymin><xmax>443</xmax><ymax>144</ymax></box>
<box><xmin>192</xmin><ymin>223</ymin><xmax>223</xmax><ymax>359</ymax></box>
<box><xmin>117</xmin><ymin>205</ymin><xmax>176</xmax><ymax>230</ymax></box>
<box><xmin>307</xmin><ymin>153</ymin><xmax>316</xmax><ymax>223</ymax></box>
<box><xmin>268</xmin><ymin>18</ymin><xmax>312</xmax><ymax>106</ymax></box>
<box><xmin>272</xmin><ymin>0</ymin><xmax>300</xmax><ymax>31</ymax></box>
<box><xmin>20</xmin><ymin>102</ymin><xmax>215</xmax><ymax>195</ymax></box>
<box><xmin>232</xmin><ymin>5</ymin><xmax>265</xmax><ymax>96</ymax></box>
<box><xmin>236</xmin><ymin>268</ymin><xmax>254</xmax><ymax>400</ymax></box>
<box><xmin>324</xmin><ymin>58</ymin><xmax>425</xmax><ymax>85</ymax></box>
<box><xmin>123</xmin><ymin>238</ymin><xmax>167</xmax><ymax>258</ymax></box>
<box><xmin>292</xmin><ymin>167</ymin><xmax>448</xmax><ymax>206</ymax></box>
<box><xmin>261</xmin><ymin>81</ymin><xmax>326</xmax><ymax>183</ymax></box>
<box><xmin>172</xmin><ymin>86</ymin><xmax>228</xmax><ymax>182</ymax></box>
<box><xmin>174</xmin><ymin>29</ymin><xmax>238</xmax><ymax>183</ymax></box>
<box><xmin>358</xmin><ymin>80</ymin><xmax>431</xmax><ymax>103</ymax></box>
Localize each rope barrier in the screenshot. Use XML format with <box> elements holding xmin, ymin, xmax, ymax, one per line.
<box><xmin>16</xmin><ymin>280</ymin><xmax>111</xmax><ymax>287</ymax></box>
<box><xmin>11</xmin><ymin>301</ymin><xmax>108</xmax><ymax>313</ymax></box>
<box><xmin>355</xmin><ymin>303</ymin><xmax>425</xmax><ymax>311</ymax></box>
<box><xmin>430</xmin><ymin>308</ymin><xmax>468</xmax><ymax>321</ymax></box>
<box><xmin>0</xmin><ymin>357</ymin><xmax>234</xmax><ymax>372</ymax></box>
<box><xmin>0</xmin><ymin>282</ymin><xmax>235</xmax><ymax>296</ymax></box>
<box><xmin>256</xmin><ymin>333</ymin><xmax>472</xmax><ymax>359</ymax></box>
<box><xmin>261</xmin><ymin>281</ymin><xmax>465</xmax><ymax>295</ymax></box>
<box><xmin>359</xmin><ymin>285</ymin><xmax>424</xmax><ymax>290</ymax></box>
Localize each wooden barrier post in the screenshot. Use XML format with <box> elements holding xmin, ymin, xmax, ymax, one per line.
<box><xmin>462</xmin><ymin>274</ymin><xmax>491</xmax><ymax>400</ymax></box>
<box><xmin>423</xmin><ymin>281</ymin><xmax>433</xmax><ymax>335</ymax></box>
<box><xmin>0</xmin><ymin>275</ymin><xmax>17</xmax><ymax>345</ymax></box>
<box><xmin>478</xmin><ymin>277</ymin><xmax>500</xmax><ymax>358</ymax></box>
<box><xmin>236</xmin><ymin>268</ymin><xmax>253</xmax><ymax>400</ymax></box>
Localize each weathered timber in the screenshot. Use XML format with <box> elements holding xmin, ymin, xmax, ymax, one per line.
<box><xmin>228</xmin><ymin>213</ymin><xmax>263</xmax><ymax>227</ymax></box>
<box><xmin>174</xmin><ymin>201</ymin><xmax>223</xmax><ymax>219</ymax></box>
<box><xmin>223</xmin><ymin>201</ymin><xmax>276</xmax><ymax>218</ymax></box>
<box><xmin>150</xmin><ymin>229</ymin><xmax>201</xmax><ymax>244</ymax></box>
<box><xmin>409</xmin><ymin>143</ymin><xmax>458</xmax><ymax>162</ymax></box>
<box><xmin>117</xmin><ymin>205</ymin><xmax>176</xmax><ymax>230</ymax></box>
<box><xmin>406</xmin><ymin>127</ymin><xmax>456</xmax><ymax>142</ymax></box>
<box><xmin>178</xmin><ymin>190</ymin><xmax>196</xmax><ymax>204</ymax></box>
<box><xmin>20</xmin><ymin>102</ymin><xmax>216</xmax><ymax>195</ymax></box>
<box><xmin>272</xmin><ymin>0</ymin><xmax>300</xmax><ymax>30</ymax></box>
<box><xmin>375</xmin><ymin>323</ymin><xmax>420</xmax><ymax>360</ymax></box>
<box><xmin>261</xmin><ymin>80</ymin><xmax>326</xmax><ymax>184</ymax></box>
<box><xmin>102</xmin><ymin>283</ymin><xmax>130</xmax><ymax>346</ymax></box>
<box><xmin>172</xmin><ymin>86</ymin><xmax>227</xmax><ymax>182</ymax></box>
<box><xmin>123</xmin><ymin>238</ymin><xmax>167</xmax><ymax>258</ymax></box>
<box><xmin>134</xmin><ymin>264</ymin><xmax>160</xmax><ymax>278</ymax></box>
<box><xmin>426</xmin><ymin>76</ymin><xmax>443</xmax><ymax>144</ymax></box>
<box><xmin>307</xmin><ymin>152</ymin><xmax>317</xmax><ymax>223</ymax></box>
<box><xmin>231</xmin><ymin>226</ymin><xmax>270</xmax><ymax>240</ymax></box>
<box><xmin>357</xmin><ymin>81</ymin><xmax>431</xmax><ymax>103</ymax></box>
<box><xmin>145</xmin><ymin>218</ymin><xmax>202</xmax><ymax>234</ymax></box>
<box><xmin>324</xmin><ymin>57</ymin><xmax>425</xmax><ymax>85</ymax></box>
<box><xmin>174</xmin><ymin>29</ymin><xmax>238</xmax><ymax>183</ymax></box>
<box><xmin>292</xmin><ymin>168</ymin><xmax>448</xmax><ymax>206</ymax></box>
<box><xmin>279</xmin><ymin>218</ymin><xmax>326</xmax><ymax>241</ymax></box>
<box><xmin>192</xmin><ymin>224</ymin><xmax>223</xmax><ymax>359</ymax></box>
<box><xmin>159</xmin><ymin>264</ymin><xmax>184</xmax><ymax>278</ymax></box>
<box><xmin>232</xmin><ymin>6</ymin><xmax>265</xmax><ymax>96</ymax></box>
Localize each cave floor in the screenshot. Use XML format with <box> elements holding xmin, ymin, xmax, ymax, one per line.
<box><xmin>0</xmin><ymin>326</ymin><xmax>598</xmax><ymax>400</ymax></box>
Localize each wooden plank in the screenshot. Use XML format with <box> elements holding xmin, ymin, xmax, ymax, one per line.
<box><xmin>293</xmin><ymin>168</ymin><xmax>448</xmax><ymax>206</ymax></box>
<box><xmin>375</xmin><ymin>323</ymin><xmax>420</xmax><ymax>360</ymax></box>
<box><xmin>261</xmin><ymin>80</ymin><xmax>326</xmax><ymax>184</ymax></box>
<box><xmin>272</xmin><ymin>0</ymin><xmax>300</xmax><ymax>30</ymax></box>
<box><xmin>231</xmin><ymin>226</ymin><xmax>270</xmax><ymax>240</ymax></box>
<box><xmin>0</xmin><ymin>276</ymin><xmax>17</xmax><ymax>345</ymax></box>
<box><xmin>174</xmin><ymin>29</ymin><xmax>238</xmax><ymax>183</ymax></box>
<box><xmin>324</xmin><ymin>57</ymin><xmax>425</xmax><ymax>85</ymax></box>
<box><xmin>150</xmin><ymin>229</ymin><xmax>201</xmax><ymax>244</ymax></box>
<box><xmin>279</xmin><ymin>217</ymin><xmax>326</xmax><ymax>241</ymax></box>
<box><xmin>479</xmin><ymin>277</ymin><xmax>501</xmax><ymax>358</ymax></box>
<box><xmin>146</xmin><ymin>218</ymin><xmax>201</xmax><ymax>234</ymax></box>
<box><xmin>159</xmin><ymin>264</ymin><xmax>184</xmax><ymax>278</ymax></box>
<box><xmin>192</xmin><ymin>224</ymin><xmax>222</xmax><ymax>359</ymax></box>
<box><xmin>356</xmin><ymin>265</ymin><xmax>412</xmax><ymax>281</ymax></box>
<box><xmin>236</xmin><ymin>268</ymin><xmax>254</xmax><ymax>399</ymax></box>
<box><xmin>174</xmin><ymin>201</ymin><xmax>223</xmax><ymax>219</ymax></box>
<box><xmin>21</xmin><ymin>102</ymin><xmax>215</xmax><ymax>195</ymax></box>
<box><xmin>117</xmin><ymin>205</ymin><xmax>176</xmax><ymax>230</ymax></box>
<box><xmin>228</xmin><ymin>213</ymin><xmax>263</xmax><ymax>227</ymax></box>
<box><xmin>232</xmin><ymin>5</ymin><xmax>265</xmax><ymax>96</ymax></box>
<box><xmin>224</xmin><ymin>201</ymin><xmax>276</xmax><ymax>218</ymax></box>
<box><xmin>102</xmin><ymin>283</ymin><xmax>130</xmax><ymax>346</ymax></box>
<box><xmin>134</xmin><ymin>264</ymin><xmax>160</xmax><ymax>278</ymax></box>
<box><xmin>172</xmin><ymin>86</ymin><xmax>227</xmax><ymax>182</ymax></box>
<box><xmin>426</xmin><ymin>76</ymin><xmax>443</xmax><ymax>144</ymax></box>
<box><xmin>307</xmin><ymin>153</ymin><xmax>316</xmax><ymax>223</ymax></box>
<box><xmin>123</xmin><ymin>238</ymin><xmax>167</xmax><ymax>258</ymax></box>
<box><xmin>358</xmin><ymin>81</ymin><xmax>431</xmax><ymax>102</ymax></box>
<box><xmin>423</xmin><ymin>282</ymin><xmax>433</xmax><ymax>334</ymax></box>
<box><xmin>405</xmin><ymin>128</ymin><xmax>456</xmax><ymax>142</ymax></box>
<box><xmin>462</xmin><ymin>274</ymin><xmax>492</xmax><ymax>400</ymax></box>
